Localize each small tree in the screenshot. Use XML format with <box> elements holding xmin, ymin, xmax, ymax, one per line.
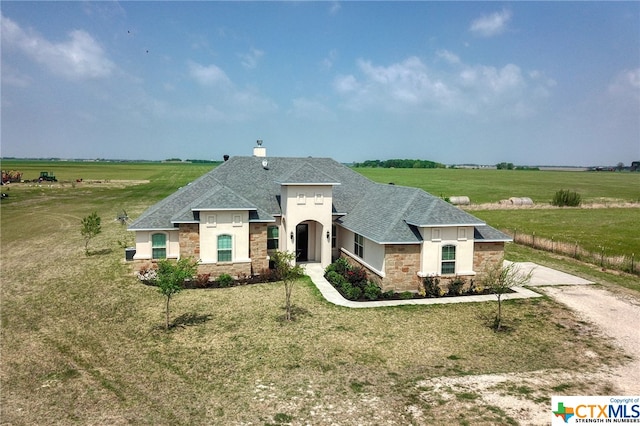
<box><xmin>271</xmin><ymin>250</ymin><xmax>305</xmax><ymax>321</ymax></box>
<box><xmin>483</xmin><ymin>262</ymin><xmax>532</xmax><ymax>331</ymax></box>
<box><xmin>155</xmin><ymin>258</ymin><xmax>198</xmax><ymax>330</ymax></box>
<box><xmin>80</xmin><ymin>211</ymin><xmax>102</xmax><ymax>255</ymax></box>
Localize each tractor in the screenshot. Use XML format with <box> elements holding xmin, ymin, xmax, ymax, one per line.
<box><xmin>38</xmin><ymin>171</ymin><xmax>57</xmax><ymax>182</ymax></box>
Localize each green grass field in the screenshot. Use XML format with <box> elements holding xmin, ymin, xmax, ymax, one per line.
<box><xmin>1</xmin><ymin>160</ymin><xmax>638</xmax><ymax>424</ymax></box>
<box><xmin>355</xmin><ymin>167</ymin><xmax>640</xmax><ymax>204</ymax></box>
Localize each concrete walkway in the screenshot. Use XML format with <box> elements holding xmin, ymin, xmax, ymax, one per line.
<box><xmin>302</xmin><ymin>262</ymin><xmax>549</xmax><ymax>308</ymax></box>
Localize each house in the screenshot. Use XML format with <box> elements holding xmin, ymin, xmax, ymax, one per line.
<box><xmin>128</xmin><ymin>142</ymin><xmax>511</xmax><ymax>292</ymax></box>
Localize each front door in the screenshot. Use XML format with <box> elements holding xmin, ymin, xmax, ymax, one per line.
<box><xmin>296</xmin><ymin>224</ymin><xmax>308</xmax><ymax>261</ymax></box>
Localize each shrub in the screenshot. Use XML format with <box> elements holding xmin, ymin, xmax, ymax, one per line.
<box><xmin>345</xmin><ymin>266</ymin><xmax>367</xmax><ymax>286</ymax></box>
<box><xmin>194</xmin><ymin>273</ymin><xmax>211</xmax><ymax>287</ymax></box>
<box><xmin>399</xmin><ymin>291</ymin><xmax>414</xmax><ymax>300</ymax></box>
<box><xmin>447</xmin><ymin>278</ymin><xmax>465</xmax><ymax>296</ymax></box>
<box><xmin>363</xmin><ymin>281</ymin><xmax>382</xmax><ymax>300</ymax></box>
<box><xmin>333</xmin><ymin>257</ymin><xmax>351</xmax><ymax>275</ymax></box>
<box><xmin>326</xmin><ymin>271</ymin><xmax>347</xmax><ymax>288</ymax></box>
<box><xmin>217</xmin><ymin>273</ymin><xmax>234</xmax><ymax>288</ymax></box>
<box><xmin>423</xmin><ymin>276</ymin><xmax>441</xmax><ymax>297</ymax></box>
<box><xmin>343</xmin><ymin>284</ymin><xmax>362</xmax><ymax>301</ymax></box>
<box><xmin>382</xmin><ymin>290</ymin><xmax>395</xmax><ymax>299</ymax></box>
<box><xmin>552</xmin><ymin>189</ymin><xmax>581</xmax><ymax>207</ymax></box>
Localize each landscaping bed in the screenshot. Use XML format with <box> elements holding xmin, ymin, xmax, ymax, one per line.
<box><xmin>324</xmin><ymin>258</ymin><xmax>512</xmax><ymax>302</ymax></box>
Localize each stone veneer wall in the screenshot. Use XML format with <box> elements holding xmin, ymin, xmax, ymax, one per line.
<box><xmin>341</xmin><ymin>244</ymin><xmax>422</xmax><ymax>292</ymax></box>
<box><xmin>179</xmin><ymin>223</ymin><xmax>200</xmax><ymax>259</ymax></box>
<box><xmin>249</xmin><ymin>223</ymin><xmax>269</xmax><ymax>274</ymax></box>
<box><xmin>473</xmin><ymin>242</ymin><xmax>505</xmax><ymax>281</ymax></box>
<box><xmin>382</xmin><ymin>244</ymin><xmax>422</xmax><ymax>292</ymax></box>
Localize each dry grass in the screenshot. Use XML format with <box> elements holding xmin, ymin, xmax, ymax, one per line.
<box><xmin>0</xmin><ymin>179</ymin><xmax>630</xmax><ymax>425</ymax></box>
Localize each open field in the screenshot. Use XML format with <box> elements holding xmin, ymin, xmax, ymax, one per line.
<box><xmin>1</xmin><ymin>161</ymin><xmax>638</xmax><ymax>424</ymax></box>
<box><xmin>355</xmin><ymin>167</ymin><xmax>640</xmax><ymax>205</ymax></box>
<box><xmin>473</xmin><ymin>208</ymin><xmax>640</xmax><ymax>259</ymax></box>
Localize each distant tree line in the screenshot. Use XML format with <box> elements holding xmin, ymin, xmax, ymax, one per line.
<box><xmin>353</xmin><ymin>159</ymin><xmax>446</xmax><ymax>169</ymax></box>
<box><xmin>496</xmin><ymin>162</ymin><xmax>539</xmax><ymax>171</ymax></box>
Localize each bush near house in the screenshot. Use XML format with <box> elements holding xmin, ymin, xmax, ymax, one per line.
<box><xmin>325</xmin><ymin>259</ymin><xmax>506</xmax><ymax>301</ymax></box>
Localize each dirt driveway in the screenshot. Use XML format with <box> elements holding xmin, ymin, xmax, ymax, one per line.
<box><xmin>416</xmin><ymin>263</ymin><xmax>640</xmax><ymax>425</ymax></box>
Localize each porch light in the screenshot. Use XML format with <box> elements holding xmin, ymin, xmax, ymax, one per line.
<box><xmin>290</xmin><ymin>231</ymin><xmax>294</xmax><ymax>242</ymax></box>
<box><xmin>326</xmin><ymin>230</ymin><xmax>330</xmax><ymax>241</ymax></box>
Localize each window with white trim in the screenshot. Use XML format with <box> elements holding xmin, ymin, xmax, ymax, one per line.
<box><xmin>441</xmin><ymin>245</ymin><xmax>456</xmax><ymax>274</ymax></box>
<box><xmin>354</xmin><ymin>233</ymin><xmax>364</xmax><ymax>258</ymax></box>
<box><xmin>151</xmin><ymin>233</ymin><xmax>167</xmax><ymax>259</ymax></box>
<box><xmin>217</xmin><ymin>235</ymin><xmax>232</xmax><ymax>262</ymax></box>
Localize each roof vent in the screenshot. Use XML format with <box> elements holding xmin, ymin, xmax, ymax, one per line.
<box><xmin>262</xmin><ymin>159</ymin><xmax>269</xmax><ymax>170</ymax></box>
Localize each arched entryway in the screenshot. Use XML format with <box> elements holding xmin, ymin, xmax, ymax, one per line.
<box><xmin>293</xmin><ymin>220</ymin><xmax>329</xmax><ymax>266</ymax></box>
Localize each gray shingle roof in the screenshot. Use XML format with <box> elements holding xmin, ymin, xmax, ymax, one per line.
<box><xmin>129</xmin><ymin>155</ymin><xmax>509</xmax><ymax>244</ymax></box>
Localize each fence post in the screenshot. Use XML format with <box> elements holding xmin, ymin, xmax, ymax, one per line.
<box><xmin>551</xmin><ymin>236</ymin><xmax>554</xmax><ymax>253</ymax></box>
<box><xmin>574</xmin><ymin>241</ymin><xmax>578</xmax><ymax>259</ymax></box>
<box><xmin>532</xmin><ymin>231</ymin><xmax>536</xmax><ymax>249</ymax></box>
<box><xmin>600</xmin><ymin>246</ymin><xmax>605</xmax><ymax>267</ymax></box>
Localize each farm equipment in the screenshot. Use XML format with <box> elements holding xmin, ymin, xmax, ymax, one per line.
<box><xmin>1</xmin><ymin>170</ymin><xmax>23</xmax><ymax>183</ymax></box>
<box><xmin>38</xmin><ymin>171</ymin><xmax>57</xmax><ymax>182</ymax></box>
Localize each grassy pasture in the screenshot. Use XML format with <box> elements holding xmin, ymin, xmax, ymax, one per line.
<box><xmin>1</xmin><ymin>161</ymin><xmax>634</xmax><ymax>424</ymax></box>
<box><xmin>474</xmin><ymin>208</ymin><xmax>640</xmax><ymax>258</ymax></box>
<box><xmin>355</xmin><ymin>167</ymin><xmax>640</xmax><ymax>204</ymax></box>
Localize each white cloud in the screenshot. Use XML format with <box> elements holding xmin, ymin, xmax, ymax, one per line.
<box><xmin>436</xmin><ymin>49</ymin><xmax>461</xmax><ymax>65</ymax></box>
<box><xmin>608</xmin><ymin>68</ymin><xmax>640</xmax><ymax>99</ymax></box>
<box><xmin>188</xmin><ymin>61</ymin><xmax>232</xmax><ymax>86</ymax></box>
<box><xmin>469</xmin><ymin>9</ymin><xmax>512</xmax><ymax>38</ymax></box>
<box><xmin>333</xmin><ymin>54</ymin><xmax>554</xmax><ymax>118</ymax></box>
<box><xmin>238</xmin><ymin>48</ymin><xmax>264</xmax><ymax>69</ymax></box>
<box><xmin>1</xmin><ymin>13</ymin><xmax>115</xmax><ymax>80</ymax></box>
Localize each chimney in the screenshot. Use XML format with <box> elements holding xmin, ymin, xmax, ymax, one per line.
<box><xmin>223</xmin><ymin>154</ymin><xmax>229</xmax><ymax>161</ymax></box>
<box><xmin>253</xmin><ymin>139</ymin><xmax>266</xmax><ymax>157</ymax></box>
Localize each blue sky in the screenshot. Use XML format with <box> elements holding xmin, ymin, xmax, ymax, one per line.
<box><xmin>2</xmin><ymin>1</ymin><xmax>639</xmax><ymax>166</ymax></box>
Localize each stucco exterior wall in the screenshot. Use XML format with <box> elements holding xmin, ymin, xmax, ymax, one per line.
<box><xmin>133</xmin><ymin>229</ymin><xmax>180</xmax><ymax>260</ymax></box>
<box><xmin>281</xmin><ymin>184</ymin><xmax>333</xmax><ymax>267</ymax></box>
<box><xmin>199</xmin><ymin>211</ymin><xmax>250</xmax><ymax>263</ymax></box>
<box><xmin>338</xmin><ymin>227</ymin><xmax>385</xmax><ymax>275</ymax></box>
<box><xmin>420</xmin><ymin>226</ymin><xmax>475</xmax><ymax>276</ymax></box>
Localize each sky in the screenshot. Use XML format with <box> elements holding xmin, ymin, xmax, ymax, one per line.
<box><xmin>1</xmin><ymin>1</ymin><xmax>639</xmax><ymax>166</ymax></box>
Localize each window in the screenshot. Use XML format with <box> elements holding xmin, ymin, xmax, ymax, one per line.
<box><xmin>267</xmin><ymin>226</ymin><xmax>279</xmax><ymax>250</ymax></box>
<box><xmin>332</xmin><ymin>224</ymin><xmax>337</xmax><ymax>249</ymax></box>
<box><xmin>217</xmin><ymin>235</ymin><xmax>232</xmax><ymax>262</ymax></box>
<box><xmin>354</xmin><ymin>233</ymin><xmax>364</xmax><ymax>258</ymax></box>
<box><xmin>151</xmin><ymin>233</ymin><xmax>167</xmax><ymax>259</ymax></box>
<box><xmin>441</xmin><ymin>245</ymin><xmax>456</xmax><ymax>274</ymax></box>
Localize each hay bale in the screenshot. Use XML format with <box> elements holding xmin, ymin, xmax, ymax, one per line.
<box><xmin>449</xmin><ymin>196</ymin><xmax>470</xmax><ymax>205</ymax></box>
<box><xmin>509</xmin><ymin>197</ymin><xmax>534</xmax><ymax>205</ymax></box>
